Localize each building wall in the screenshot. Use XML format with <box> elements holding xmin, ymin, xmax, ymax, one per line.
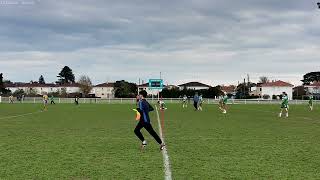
<box><xmin>261</xmin><ymin>87</ymin><xmax>293</xmax><ymax>100</ymax></box>
<box><xmin>178</xmin><ymin>86</ymin><xmax>210</xmax><ymax>90</ymax></box>
<box><xmin>91</xmin><ymin>87</ymin><xmax>114</xmax><ymax>98</ymax></box>
<box><xmin>306</xmin><ymin>87</ymin><xmax>320</xmax><ymax>94</ymax></box>
<box><xmin>138</xmin><ymin>87</ymin><xmax>161</xmax><ymax>96</ymax></box>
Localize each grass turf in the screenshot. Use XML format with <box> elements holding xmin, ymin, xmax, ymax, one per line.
<box><xmin>0</xmin><ymin>103</ymin><xmax>320</xmax><ymax>179</ymax></box>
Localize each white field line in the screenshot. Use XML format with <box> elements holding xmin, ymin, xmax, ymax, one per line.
<box><xmin>155</xmin><ymin>106</ymin><xmax>172</xmax><ymax>180</ymax></box>
<box><xmin>0</xmin><ymin>111</ymin><xmax>42</xmax><ymax>120</ymax></box>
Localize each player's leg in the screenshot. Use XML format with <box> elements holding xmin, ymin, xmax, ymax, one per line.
<box><xmin>193</xmin><ymin>102</ymin><xmax>198</xmax><ymax>110</ymax></box>
<box><xmin>134</xmin><ymin>121</ymin><xmax>147</xmax><ymax>148</ymax></box>
<box><xmin>223</xmin><ymin>104</ymin><xmax>227</xmax><ymax>113</ymax></box>
<box><xmin>144</xmin><ymin>123</ymin><xmax>162</xmax><ymax>145</ymax></box>
<box><xmin>285</xmin><ymin>108</ymin><xmax>288</xmax><ymax>117</ymax></box>
<box><xmin>144</xmin><ymin>123</ymin><xmax>165</xmax><ymax>150</ymax></box>
<box><xmin>279</xmin><ymin>108</ymin><xmax>283</xmax><ymax>117</ymax></box>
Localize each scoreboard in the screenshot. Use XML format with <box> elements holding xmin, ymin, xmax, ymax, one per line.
<box><xmin>148</xmin><ymin>79</ymin><xmax>164</xmax><ymax>89</ymax></box>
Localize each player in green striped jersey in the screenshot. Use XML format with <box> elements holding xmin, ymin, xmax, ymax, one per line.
<box><xmin>308</xmin><ymin>96</ymin><xmax>314</xmax><ymax>111</ymax></box>
<box><xmin>219</xmin><ymin>92</ymin><xmax>228</xmax><ymax>114</ymax></box>
<box><xmin>279</xmin><ymin>92</ymin><xmax>289</xmax><ymax>118</ymax></box>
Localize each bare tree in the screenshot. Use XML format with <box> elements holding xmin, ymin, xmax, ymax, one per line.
<box><xmin>78</xmin><ymin>75</ymin><xmax>93</xmax><ymax>97</ymax></box>
<box><xmin>259</xmin><ymin>76</ymin><xmax>269</xmax><ymax>84</ymax></box>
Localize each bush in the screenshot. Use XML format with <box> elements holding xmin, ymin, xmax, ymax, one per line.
<box><xmin>263</xmin><ymin>94</ymin><xmax>270</xmax><ymax>99</ymax></box>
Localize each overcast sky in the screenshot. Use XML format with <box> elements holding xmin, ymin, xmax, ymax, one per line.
<box><xmin>0</xmin><ymin>0</ymin><xmax>319</xmax><ymax>86</ymax></box>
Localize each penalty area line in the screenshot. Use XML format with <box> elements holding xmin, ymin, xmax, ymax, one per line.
<box><xmin>155</xmin><ymin>106</ymin><xmax>172</xmax><ymax>180</ymax></box>
<box><xmin>0</xmin><ymin>111</ymin><xmax>43</xmax><ymax>120</ymax></box>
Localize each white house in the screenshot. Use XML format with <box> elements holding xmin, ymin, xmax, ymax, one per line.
<box><xmin>91</xmin><ymin>83</ymin><xmax>115</xmax><ymax>98</ymax></box>
<box><xmin>305</xmin><ymin>82</ymin><xmax>320</xmax><ymax>95</ymax></box>
<box><xmin>6</xmin><ymin>82</ymin><xmax>81</xmax><ymax>95</ymax></box>
<box><xmin>177</xmin><ymin>82</ymin><xmax>211</xmax><ymax>90</ymax></box>
<box><xmin>137</xmin><ymin>83</ymin><xmax>161</xmax><ymax>96</ymax></box>
<box><xmin>251</xmin><ymin>80</ymin><xmax>294</xmax><ymax>100</ymax></box>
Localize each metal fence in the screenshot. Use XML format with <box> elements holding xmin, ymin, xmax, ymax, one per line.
<box><xmin>0</xmin><ymin>96</ymin><xmax>318</xmax><ymax>105</ymax></box>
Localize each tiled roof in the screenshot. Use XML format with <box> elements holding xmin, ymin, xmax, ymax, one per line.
<box><xmin>261</xmin><ymin>80</ymin><xmax>294</xmax><ymax>87</ymax></box>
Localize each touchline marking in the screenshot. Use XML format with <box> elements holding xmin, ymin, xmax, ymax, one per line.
<box><xmin>155</xmin><ymin>106</ymin><xmax>172</xmax><ymax>180</ymax></box>
<box><xmin>0</xmin><ymin>111</ymin><xmax>42</xmax><ymax>120</ymax></box>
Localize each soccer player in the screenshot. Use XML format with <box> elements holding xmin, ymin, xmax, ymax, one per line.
<box><xmin>9</xmin><ymin>95</ymin><xmax>14</xmax><ymax>104</ymax></box>
<box><xmin>182</xmin><ymin>95</ymin><xmax>188</xmax><ymax>108</ymax></box>
<box><xmin>308</xmin><ymin>95</ymin><xmax>314</xmax><ymax>111</ymax></box>
<box><xmin>158</xmin><ymin>100</ymin><xmax>167</xmax><ymax>110</ymax></box>
<box><xmin>50</xmin><ymin>95</ymin><xmax>55</xmax><ymax>105</ymax></box>
<box><xmin>219</xmin><ymin>92</ymin><xmax>228</xmax><ymax>114</ymax></box>
<box><xmin>193</xmin><ymin>92</ymin><xmax>199</xmax><ymax>111</ymax></box>
<box><xmin>134</xmin><ymin>90</ymin><xmax>165</xmax><ymax>151</ymax></box>
<box><xmin>43</xmin><ymin>94</ymin><xmax>48</xmax><ymax>111</ymax></box>
<box><xmin>75</xmin><ymin>96</ymin><xmax>79</xmax><ymax>105</ymax></box>
<box><xmin>279</xmin><ymin>92</ymin><xmax>289</xmax><ymax>118</ymax></box>
<box><xmin>198</xmin><ymin>94</ymin><xmax>203</xmax><ymax>111</ymax></box>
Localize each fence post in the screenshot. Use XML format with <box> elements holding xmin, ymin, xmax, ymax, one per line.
<box><xmin>0</xmin><ymin>96</ymin><xmax>1</xmax><ymax>103</ymax></box>
<box><xmin>121</xmin><ymin>98</ymin><xmax>123</xmax><ymax>103</ymax></box>
<box><xmin>34</xmin><ymin>97</ymin><xmax>36</xmax><ymax>104</ymax></box>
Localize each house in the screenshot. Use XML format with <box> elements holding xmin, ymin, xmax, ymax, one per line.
<box><xmin>221</xmin><ymin>85</ymin><xmax>236</xmax><ymax>95</ymax></box>
<box><xmin>251</xmin><ymin>80</ymin><xmax>294</xmax><ymax>100</ymax></box>
<box><xmin>91</xmin><ymin>82</ymin><xmax>115</xmax><ymax>98</ymax></box>
<box><xmin>137</xmin><ymin>83</ymin><xmax>160</xmax><ymax>96</ymax></box>
<box><xmin>304</xmin><ymin>82</ymin><xmax>320</xmax><ymax>96</ymax></box>
<box><xmin>5</xmin><ymin>82</ymin><xmax>81</xmax><ymax>95</ymax></box>
<box><xmin>177</xmin><ymin>82</ymin><xmax>211</xmax><ymax>90</ymax></box>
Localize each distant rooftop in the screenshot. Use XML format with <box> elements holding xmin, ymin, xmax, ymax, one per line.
<box><xmin>260</xmin><ymin>80</ymin><xmax>294</xmax><ymax>87</ymax></box>
<box><xmin>178</xmin><ymin>82</ymin><xmax>211</xmax><ymax>87</ymax></box>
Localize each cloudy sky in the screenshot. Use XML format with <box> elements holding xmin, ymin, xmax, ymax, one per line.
<box><xmin>0</xmin><ymin>0</ymin><xmax>319</xmax><ymax>86</ymax></box>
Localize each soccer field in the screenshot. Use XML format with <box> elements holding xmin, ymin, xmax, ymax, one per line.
<box><xmin>0</xmin><ymin>103</ymin><xmax>320</xmax><ymax>179</ymax></box>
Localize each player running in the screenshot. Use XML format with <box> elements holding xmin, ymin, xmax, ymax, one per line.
<box><xmin>219</xmin><ymin>92</ymin><xmax>228</xmax><ymax>114</ymax></box>
<box><xmin>193</xmin><ymin>92</ymin><xmax>200</xmax><ymax>111</ymax></box>
<box><xmin>43</xmin><ymin>94</ymin><xmax>48</xmax><ymax>111</ymax></box>
<box><xmin>75</xmin><ymin>96</ymin><xmax>79</xmax><ymax>105</ymax></box>
<box><xmin>134</xmin><ymin>90</ymin><xmax>165</xmax><ymax>151</ymax></box>
<box><xmin>279</xmin><ymin>92</ymin><xmax>289</xmax><ymax>118</ymax></box>
<box><xmin>308</xmin><ymin>95</ymin><xmax>314</xmax><ymax>111</ymax></box>
<box><xmin>158</xmin><ymin>100</ymin><xmax>167</xmax><ymax>110</ymax></box>
<box><xmin>198</xmin><ymin>94</ymin><xmax>203</xmax><ymax>111</ymax></box>
<box><xmin>182</xmin><ymin>95</ymin><xmax>188</xmax><ymax>108</ymax></box>
<box><xmin>9</xmin><ymin>95</ymin><xmax>14</xmax><ymax>104</ymax></box>
<box><xmin>50</xmin><ymin>95</ymin><xmax>56</xmax><ymax>104</ymax></box>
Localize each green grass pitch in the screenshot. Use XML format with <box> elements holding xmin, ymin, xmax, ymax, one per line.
<box><xmin>0</xmin><ymin>103</ymin><xmax>320</xmax><ymax>179</ymax></box>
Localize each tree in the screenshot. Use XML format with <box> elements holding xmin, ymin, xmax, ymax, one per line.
<box><xmin>0</xmin><ymin>73</ymin><xmax>11</xmax><ymax>95</ymax></box>
<box><xmin>39</xmin><ymin>75</ymin><xmax>45</xmax><ymax>84</ymax></box>
<box><xmin>301</xmin><ymin>72</ymin><xmax>320</xmax><ymax>85</ymax></box>
<box><xmin>13</xmin><ymin>89</ymin><xmax>25</xmax><ymax>97</ymax></box>
<box><xmin>78</xmin><ymin>75</ymin><xmax>93</xmax><ymax>97</ymax></box>
<box><xmin>259</xmin><ymin>76</ymin><xmax>269</xmax><ymax>84</ymax></box>
<box><xmin>26</xmin><ymin>88</ymin><xmax>38</xmax><ymax>96</ymax></box>
<box><xmin>114</xmin><ymin>80</ymin><xmax>137</xmax><ymax>98</ymax></box>
<box><xmin>236</xmin><ymin>83</ymin><xmax>250</xmax><ymax>99</ymax></box>
<box><xmin>57</xmin><ymin>66</ymin><xmax>75</xmax><ymax>84</ymax></box>
<box><xmin>60</xmin><ymin>88</ymin><xmax>67</xmax><ymax>97</ymax></box>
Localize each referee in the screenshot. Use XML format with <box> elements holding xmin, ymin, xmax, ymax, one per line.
<box><xmin>134</xmin><ymin>90</ymin><xmax>165</xmax><ymax>151</ymax></box>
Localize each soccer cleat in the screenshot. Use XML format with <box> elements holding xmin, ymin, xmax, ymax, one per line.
<box><xmin>160</xmin><ymin>144</ymin><xmax>166</xmax><ymax>151</ymax></box>
<box><xmin>222</xmin><ymin>110</ymin><xmax>227</xmax><ymax>114</ymax></box>
<box><xmin>141</xmin><ymin>140</ymin><xmax>147</xmax><ymax>150</ymax></box>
